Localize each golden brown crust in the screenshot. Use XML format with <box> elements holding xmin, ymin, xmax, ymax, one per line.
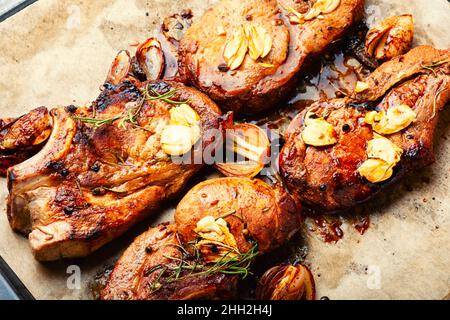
<box><xmin>174</xmin><ymin>177</ymin><xmax>301</xmax><ymax>254</ymax></box>
<box><xmin>100</xmin><ymin>224</ymin><xmax>239</xmax><ymax>300</ymax></box>
<box><xmin>280</xmin><ymin>47</ymin><xmax>450</xmax><ymax>212</ymax></box>
<box><xmin>7</xmin><ymin>80</ymin><xmax>223</xmax><ymax>261</ymax></box>
<box><xmin>179</xmin><ymin>0</ymin><xmax>365</xmax><ymax>115</ymax></box>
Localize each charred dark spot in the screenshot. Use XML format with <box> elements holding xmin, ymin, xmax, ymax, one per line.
<box><xmin>174</xmin><ymin>22</ymin><xmax>184</xmax><ymax>30</ymax></box>
<box><xmin>93</xmin><ymin>81</ymin><xmax>140</xmax><ymax>112</ymax></box>
<box><xmin>63</xmin><ymin>206</ymin><xmax>75</xmax><ymax>216</ymax></box>
<box><xmin>66</xmin><ymin>105</ymin><xmax>77</xmax><ymax>113</ymax></box>
<box><xmin>245</xmin><ymin>14</ymin><xmax>253</xmax><ymax>21</ymax></box>
<box><xmin>218</xmin><ymin>63</ymin><xmax>229</xmax><ymax>72</ymax></box>
<box><xmin>85</xmin><ymin>228</ymin><xmax>102</xmax><ymax>241</ymax></box>
<box><xmin>349</xmin><ymin>101</ymin><xmax>377</xmax><ymax>111</ymax></box>
<box><xmin>7</xmin><ymin>170</ymin><xmax>16</xmax><ymax>190</ymax></box>
<box><xmin>60</xmin><ymin>169</ymin><xmax>70</xmax><ymax>177</ymax></box>
<box><xmin>46</xmin><ymin>161</ymin><xmax>64</xmax><ymax>171</ymax></box>
<box><xmin>405</xmin><ymin>133</ymin><xmax>415</xmax><ymax>140</ymax></box>
<box><xmin>342</xmin><ymin>124</ymin><xmax>351</xmax><ymax>132</ymax></box>
<box><xmin>90</xmin><ymin>163</ymin><xmax>101</xmax><ymax>172</ymax></box>
<box><xmin>319</xmin><ymin>184</ymin><xmax>328</xmax><ymax>192</ymax></box>
<box><xmin>180</xmin><ymin>9</ymin><xmax>193</xmax><ymax>19</ymax></box>
<box><xmin>148</xmin><ymin>82</ymin><xmax>171</xmax><ymax>95</ymax></box>
<box><xmin>405</xmin><ymin>145</ymin><xmax>421</xmax><ymax>160</ymax></box>
<box><xmin>210</xmin><ymin>244</ymin><xmax>219</xmax><ymax>254</ymax></box>
<box><xmin>73</xmin><ymin>130</ymin><xmax>89</xmax><ymax>145</ymax></box>
<box><xmin>145</xmin><ymin>246</ymin><xmax>153</xmax><ymax>254</ymax></box>
<box><xmin>92</xmin><ymin>187</ymin><xmax>106</xmax><ymax>196</ymax></box>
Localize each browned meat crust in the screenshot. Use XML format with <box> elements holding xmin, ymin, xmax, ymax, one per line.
<box><xmin>101</xmin><ymin>224</ymin><xmax>238</xmax><ymax>300</ymax></box>
<box><xmin>175</xmin><ymin>177</ymin><xmax>301</xmax><ymax>254</ymax></box>
<box><xmin>7</xmin><ymin>80</ymin><xmax>223</xmax><ymax>261</ymax></box>
<box><xmin>279</xmin><ymin>46</ymin><xmax>450</xmax><ymax>212</ymax></box>
<box><xmin>179</xmin><ymin>0</ymin><xmax>364</xmax><ymax>115</ymax></box>
<box><xmin>102</xmin><ymin>177</ymin><xmax>301</xmax><ymax>300</ymax></box>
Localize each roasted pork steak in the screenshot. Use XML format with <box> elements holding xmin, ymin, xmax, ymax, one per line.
<box><xmin>179</xmin><ymin>0</ymin><xmax>364</xmax><ymax>115</ymax></box>
<box><xmin>102</xmin><ymin>177</ymin><xmax>301</xmax><ymax>300</ymax></box>
<box><xmin>279</xmin><ymin>46</ymin><xmax>450</xmax><ymax>212</ymax></box>
<box><xmin>7</xmin><ymin>80</ymin><xmax>223</xmax><ymax>261</ymax></box>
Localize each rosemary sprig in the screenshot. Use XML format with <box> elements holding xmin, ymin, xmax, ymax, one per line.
<box><xmin>72</xmin><ymin>114</ymin><xmax>123</xmax><ymax>127</ymax></box>
<box><xmin>431</xmin><ymin>87</ymin><xmax>447</xmax><ymax>119</ymax></box>
<box><xmin>141</xmin><ymin>85</ymin><xmax>188</xmax><ymax>105</ymax></box>
<box><xmin>147</xmin><ymin>243</ymin><xmax>259</xmax><ymax>295</ymax></box>
<box><xmin>421</xmin><ymin>59</ymin><xmax>450</xmax><ymax>76</ymax></box>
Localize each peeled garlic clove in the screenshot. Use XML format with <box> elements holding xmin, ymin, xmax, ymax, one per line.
<box><xmin>302</xmin><ymin>118</ymin><xmax>337</xmax><ymax>147</ymax></box>
<box><xmin>355</xmin><ymin>81</ymin><xmax>370</xmax><ymax>93</ymax></box>
<box><xmin>161</xmin><ymin>125</ymin><xmax>196</xmax><ymax>156</ymax></box>
<box><xmin>365</xmin><ymin>104</ymin><xmax>416</xmax><ymax>135</ymax></box>
<box><xmin>215</xmin><ymin>123</ymin><xmax>270</xmax><ymax>178</ymax></box>
<box><xmin>358</xmin><ymin>158</ymin><xmax>394</xmax><ymax>183</ymax></box>
<box><xmin>365</xmin><ymin>15</ymin><xmax>414</xmax><ymax>61</ymax></box>
<box><xmin>224</xmin><ymin>27</ymin><xmax>248</xmax><ymax>70</ymax></box>
<box><xmin>107</xmin><ymin>50</ymin><xmax>132</xmax><ymax>85</ymax></box>
<box><xmin>256</xmin><ymin>264</ymin><xmax>316</xmax><ymax>300</ymax></box>
<box><xmin>135</xmin><ymin>38</ymin><xmax>165</xmax><ymax>81</ymax></box>
<box><xmin>367</xmin><ymin>134</ymin><xmax>403</xmax><ymax>164</ymax></box>
<box><xmin>169</xmin><ymin>103</ymin><xmax>200</xmax><ymax>127</ymax></box>
<box><xmin>303</xmin><ymin>7</ymin><xmax>321</xmax><ymax>21</ymax></box>
<box><xmin>315</xmin><ymin>0</ymin><xmax>341</xmax><ymax>14</ymax></box>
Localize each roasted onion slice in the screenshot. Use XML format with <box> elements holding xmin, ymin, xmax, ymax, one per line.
<box><xmin>215</xmin><ymin>123</ymin><xmax>270</xmax><ymax>178</ymax></box>
<box><xmin>256</xmin><ymin>264</ymin><xmax>316</xmax><ymax>300</ymax></box>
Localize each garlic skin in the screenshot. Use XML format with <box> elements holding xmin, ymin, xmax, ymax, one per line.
<box><xmin>365</xmin><ymin>15</ymin><xmax>414</xmax><ymax>61</ymax></box>
<box><xmin>256</xmin><ymin>264</ymin><xmax>316</xmax><ymax>300</ymax></box>
<box><xmin>135</xmin><ymin>38</ymin><xmax>165</xmax><ymax>81</ymax></box>
<box><xmin>107</xmin><ymin>50</ymin><xmax>132</xmax><ymax>85</ymax></box>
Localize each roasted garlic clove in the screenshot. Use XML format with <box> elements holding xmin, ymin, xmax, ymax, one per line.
<box><xmin>161</xmin><ymin>104</ymin><xmax>201</xmax><ymax>156</ymax></box>
<box><xmin>135</xmin><ymin>38</ymin><xmax>165</xmax><ymax>81</ymax></box>
<box><xmin>366</xmin><ymin>134</ymin><xmax>403</xmax><ymax>164</ymax></box>
<box><xmin>354</xmin><ymin>81</ymin><xmax>370</xmax><ymax>93</ymax></box>
<box><xmin>215</xmin><ymin>123</ymin><xmax>270</xmax><ymax>178</ymax></box>
<box><xmin>358</xmin><ymin>134</ymin><xmax>403</xmax><ymax>183</ymax></box>
<box><xmin>161</xmin><ymin>125</ymin><xmax>197</xmax><ymax>156</ymax></box>
<box><xmin>365</xmin><ymin>104</ymin><xmax>416</xmax><ymax>135</ymax></box>
<box><xmin>357</xmin><ymin>158</ymin><xmax>394</xmax><ymax>183</ymax></box>
<box><xmin>224</xmin><ymin>26</ymin><xmax>248</xmax><ymax>70</ymax></box>
<box><xmin>256</xmin><ymin>264</ymin><xmax>316</xmax><ymax>300</ymax></box>
<box><xmin>106</xmin><ymin>50</ymin><xmax>132</xmax><ymax>85</ymax></box>
<box><xmin>302</xmin><ymin>112</ymin><xmax>337</xmax><ymax>147</ymax></box>
<box><xmin>365</xmin><ymin>15</ymin><xmax>414</xmax><ymax>61</ymax></box>
<box><xmin>315</xmin><ymin>0</ymin><xmax>341</xmax><ymax>14</ymax></box>
<box><xmin>195</xmin><ymin>216</ymin><xmax>240</xmax><ymax>263</ymax></box>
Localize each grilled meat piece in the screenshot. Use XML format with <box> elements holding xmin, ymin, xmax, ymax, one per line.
<box><xmin>102</xmin><ymin>177</ymin><xmax>301</xmax><ymax>300</ymax></box>
<box><xmin>280</xmin><ymin>46</ymin><xmax>450</xmax><ymax>212</ymax></box>
<box><xmin>7</xmin><ymin>80</ymin><xmax>223</xmax><ymax>261</ymax></box>
<box><xmin>0</xmin><ymin>107</ymin><xmax>52</xmax><ymax>175</ymax></box>
<box><xmin>101</xmin><ymin>224</ymin><xmax>239</xmax><ymax>300</ymax></box>
<box><xmin>175</xmin><ymin>177</ymin><xmax>301</xmax><ymax>254</ymax></box>
<box><xmin>179</xmin><ymin>0</ymin><xmax>364</xmax><ymax>115</ymax></box>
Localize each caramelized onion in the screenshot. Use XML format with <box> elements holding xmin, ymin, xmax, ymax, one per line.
<box><xmin>215</xmin><ymin>123</ymin><xmax>270</xmax><ymax>178</ymax></box>
<box><xmin>256</xmin><ymin>264</ymin><xmax>316</xmax><ymax>300</ymax></box>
